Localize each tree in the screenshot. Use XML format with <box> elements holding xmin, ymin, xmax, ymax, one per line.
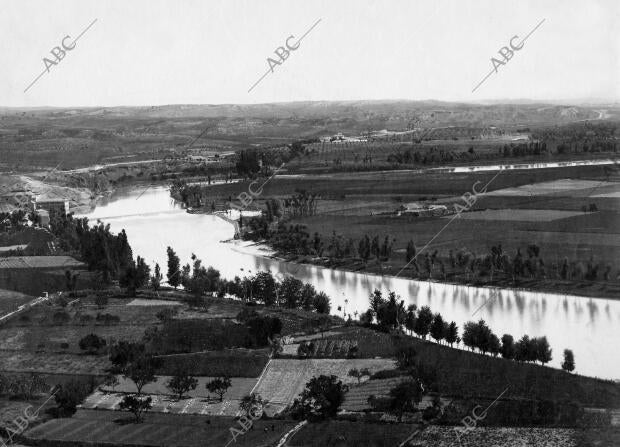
<box><xmin>405</xmin><ymin>305</ymin><xmax>417</xmax><ymax>336</ymax></box>
<box><xmin>166</xmin><ymin>246</ymin><xmax>181</xmax><ymax>289</ymax></box>
<box><xmin>79</xmin><ymin>333</ymin><xmax>107</xmax><ymax>355</ymax></box>
<box><xmin>500</xmin><ymin>334</ymin><xmax>515</xmax><ymax>360</ymax></box>
<box><xmin>55</xmin><ymin>381</ymin><xmax>89</xmax><ymax>416</ymax></box>
<box><xmin>347</xmin><ymin>368</ymin><xmax>371</xmax><ymax>384</ymax></box>
<box><xmin>151</xmin><ymin>263</ymin><xmax>163</xmax><ymax>291</ymax></box>
<box><xmin>120</xmin><ymin>257</ymin><xmax>151</xmax><ymax>296</ymax></box>
<box><xmin>252</xmin><ymin>271</ymin><xmax>277</xmax><ymax>305</ymax></box>
<box><xmin>430</xmin><ymin>313</ymin><xmax>445</xmax><ymax>343</ymax></box>
<box><xmin>135</xmin><ymin>256</ymin><xmax>151</xmax><ymax>289</ymax></box>
<box><xmin>535</xmin><ymin>336</ymin><xmax>552</xmax><ymax>364</ymax></box>
<box><xmin>166</xmin><ymin>368</ymin><xmax>198</xmax><ymax>399</ymax></box>
<box><xmin>279</xmin><ymin>276</ymin><xmax>304</xmax><ymax>308</ymax></box>
<box><xmin>413</xmin><ymin>306</ymin><xmax>433</xmax><ymax>339</ymax></box>
<box><xmin>239</xmin><ymin>392</ymin><xmax>265</xmax><ymax>418</ymax></box>
<box><xmin>561</xmin><ymin>349</ymin><xmax>575</xmax><ymax>373</ymax></box>
<box><xmin>109</xmin><ymin>341</ymin><xmax>145</xmax><ymax>373</ymax></box>
<box><xmin>387</xmin><ymin>379</ymin><xmax>424</xmax><ymax>422</ymax></box>
<box><xmin>291</xmin><ymin>375</ymin><xmax>348</xmax><ymax>421</ymax></box>
<box><xmin>445</xmin><ymin>322</ymin><xmax>458</xmax><ymax>347</ymax></box>
<box><xmin>206</xmin><ymin>376</ymin><xmax>232</xmax><ymax>402</ymax></box>
<box><xmin>313</xmin><ymin>292</ymin><xmax>331</xmax><ymax>314</ymax></box>
<box><xmin>124</xmin><ymin>354</ymin><xmax>158</xmax><ymax>394</ymax></box>
<box><xmin>119</xmin><ymin>395</ymin><xmax>152</xmax><ymax>423</ymax></box>
<box><xmin>405</xmin><ymin>240</ymin><xmax>416</xmax><ymax>263</ymax></box>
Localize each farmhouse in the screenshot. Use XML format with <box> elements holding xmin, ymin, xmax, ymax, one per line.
<box><xmin>397</xmin><ymin>202</ymin><xmax>449</xmax><ymax>217</ymax></box>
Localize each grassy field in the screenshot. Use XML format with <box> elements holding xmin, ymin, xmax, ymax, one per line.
<box><xmin>24</xmin><ymin>409</ymin><xmax>296</xmax><ymax>447</ymax></box>
<box><xmin>155</xmin><ymin>349</ymin><xmax>270</xmax><ymax>377</ymax></box>
<box><xmin>0</xmin><ymin>350</ymin><xmax>110</xmax><ymax>374</ymax></box>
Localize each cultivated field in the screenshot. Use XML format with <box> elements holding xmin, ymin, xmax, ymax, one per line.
<box><xmin>81</xmin><ymin>375</ymin><xmax>258</xmax><ymax>416</ymax></box>
<box><xmin>254</xmin><ymin>358</ymin><xmax>396</xmax><ymax>411</ymax></box>
<box><xmin>24</xmin><ymin>409</ymin><xmax>296</xmax><ymax>447</ymax></box>
<box><xmin>450</xmin><ymin>208</ymin><xmax>588</xmax><ymax>222</ymax></box>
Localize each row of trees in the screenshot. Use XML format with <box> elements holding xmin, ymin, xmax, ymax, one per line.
<box><xmin>360</xmin><ymin>289</ymin><xmax>575</xmax><ymax>371</ymax></box>
<box><xmin>165</xmin><ymin>247</ymin><xmax>331</xmax><ymax>313</ymax></box>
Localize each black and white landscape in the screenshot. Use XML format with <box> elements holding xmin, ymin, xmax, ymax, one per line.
<box><xmin>0</xmin><ymin>1</ymin><xmax>619</xmax><ymax>446</ymax></box>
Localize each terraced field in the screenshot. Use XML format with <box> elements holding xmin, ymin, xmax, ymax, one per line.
<box><xmin>253</xmin><ymin>358</ymin><xmax>395</xmax><ymax>412</ymax></box>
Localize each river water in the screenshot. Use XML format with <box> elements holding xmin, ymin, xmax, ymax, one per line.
<box><xmin>81</xmin><ymin>185</ymin><xmax>620</xmax><ymax>380</ymax></box>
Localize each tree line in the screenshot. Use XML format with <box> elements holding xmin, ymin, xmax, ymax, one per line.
<box><xmin>359</xmin><ymin>288</ymin><xmax>575</xmax><ymax>371</ymax></box>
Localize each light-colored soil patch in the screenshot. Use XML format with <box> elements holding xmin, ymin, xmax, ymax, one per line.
<box><xmin>485</xmin><ymin>179</ymin><xmax>614</xmax><ymax>196</ymax></box>
<box><xmin>449</xmin><ymin>209</ymin><xmax>587</xmax><ymax>222</ymax></box>
<box><xmin>254</xmin><ymin>358</ymin><xmax>395</xmax><ymax>411</ymax></box>
<box><xmin>127</xmin><ymin>298</ymin><xmax>183</xmax><ymax>306</ymax></box>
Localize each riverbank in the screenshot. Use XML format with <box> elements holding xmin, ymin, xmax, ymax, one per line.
<box><xmin>227</xmin><ymin>236</ymin><xmax>620</xmax><ymax>302</ymax></box>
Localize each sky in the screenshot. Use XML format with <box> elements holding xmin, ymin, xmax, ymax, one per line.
<box><xmin>0</xmin><ymin>0</ymin><xmax>618</xmax><ymax>107</ymax></box>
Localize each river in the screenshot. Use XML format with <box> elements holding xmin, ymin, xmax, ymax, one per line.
<box><xmin>81</xmin><ymin>185</ymin><xmax>620</xmax><ymax>380</ymax></box>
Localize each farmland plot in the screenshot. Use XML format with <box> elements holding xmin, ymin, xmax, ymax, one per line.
<box><xmin>343</xmin><ymin>377</ymin><xmax>450</xmax><ymax>412</ymax></box>
<box><xmin>84</xmin><ymin>376</ymin><xmax>257</xmax><ymax>416</ymax></box>
<box><xmin>24</xmin><ymin>409</ymin><xmax>295</xmax><ymax>447</ymax></box>
<box><xmin>254</xmin><ymin>358</ymin><xmax>395</xmax><ymax>411</ymax></box>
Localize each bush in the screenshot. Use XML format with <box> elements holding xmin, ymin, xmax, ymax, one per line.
<box><xmin>79</xmin><ymin>333</ymin><xmax>107</xmax><ymax>354</ymax></box>
<box><xmin>54</xmin><ymin>381</ymin><xmax>90</xmax><ymax>416</ymax></box>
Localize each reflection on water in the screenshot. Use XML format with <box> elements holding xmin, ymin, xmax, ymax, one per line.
<box><xmin>81</xmin><ymin>186</ymin><xmax>620</xmax><ymax>380</ymax></box>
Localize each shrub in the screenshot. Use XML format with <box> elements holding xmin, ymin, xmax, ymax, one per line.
<box><xmin>79</xmin><ymin>333</ymin><xmax>107</xmax><ymax>354</ymax></box>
